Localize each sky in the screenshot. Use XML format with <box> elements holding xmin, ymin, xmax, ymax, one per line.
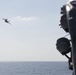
<box><xmin>0</xmin><ymin>0</ymin><xmax>70</xmax><ymax>61</ymax></box>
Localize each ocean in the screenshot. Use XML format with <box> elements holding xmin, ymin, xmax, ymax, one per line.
<box><xmin>0</xmin><ymin>62</ymin><xmax>72</xmax><ymax>75</ymax></box>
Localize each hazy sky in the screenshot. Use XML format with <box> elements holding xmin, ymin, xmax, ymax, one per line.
<box><xmin>0</xmin><ymin>0</ymin><xmax>69</xmax><ymax>61</ymax></box>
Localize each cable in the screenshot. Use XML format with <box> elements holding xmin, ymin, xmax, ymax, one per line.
<box><xmin>64</xmin><ymin>33</ymin><xmax>69</xmax><ymax>37</ymax></box>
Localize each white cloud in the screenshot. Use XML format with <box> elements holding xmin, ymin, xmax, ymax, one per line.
<box><xmin>11</xmin><ymin>16</ymin><xmax>39</xmax><ymax>22</ymax></box>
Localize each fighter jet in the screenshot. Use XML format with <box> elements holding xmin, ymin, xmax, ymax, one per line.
<box><xmin>2</xmin><ymin>18</ymin><xmax>11</xmax><ymax>25</ymax></box>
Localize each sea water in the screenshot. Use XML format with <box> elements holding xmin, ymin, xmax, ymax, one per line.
<box><xmin>0</xmin><ymin>62</ymin><xmax>72</xmax><ymax>75</ymax></box>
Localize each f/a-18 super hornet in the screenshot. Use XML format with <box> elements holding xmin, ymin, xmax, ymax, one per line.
<box><xmin>2</xmin><ymin>18</ymin><xmax>11</xmax><ymax>25</ymax></box>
